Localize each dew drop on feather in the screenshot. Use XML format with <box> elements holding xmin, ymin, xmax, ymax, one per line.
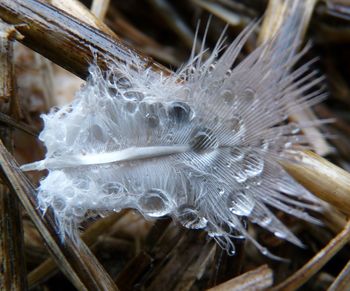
<box><xmin>230</xmin><ymin>147</ymin><xmax>245</xmax><ymax>161</ymax></box>
<box><xmin>227</xmin><ymin>191</ymin><xmax>255</xmax><ymax>216</ymax></box>
<box><xmin>190</xmin><ymin>127</ymin><xmax>218</xmax><ymax>152</ymax></box>
<box><xmin>116</xmin><ymin>76</ymin><xmax>132</xmax><ymax>90</ymax></box>
<box><xmin>168</xmin><ymin>101</ymin><xmax>194</xmax><ymax>123</ymax></box>
<box><xmin>177</xmin><ymin>204</ymin><xmax>208</xmax><ymax>229</ymax></box>
<box><xmin>52</xmin><ymin>197</ymin><xmax>66</xmax><ymax>212</ymax></box>
<box><xmin>125</xmin><ymin>101</ymin><xmax>137</xmax><ymax>113</ymax></box>
<box><xmin>124</xmin><ymin>90</ymin><xmax>144</xmax><ymax>101</ymax></box>
<box><xmin>220</xmin><ymin>89</ymin><xmax>236</xmax><ymax>105</ymax></box>
<box><xmin>102</xmin><ymin>182</ymin><xmax>125</xmax><ymax>195</ymax></box>
<box><xmin>243</xmin><ymin>154</ymin><xmax>264</xmax><ymax>178</ymax></box>
<box><xmin>138</xmin><ymin>189</ymin><xmax>172</xmax><ymax>217</ymax></box>
<box><xmin>73</xmin><ymin>206</ymin><xmax>85</xmax><ymax>217</ymax></box>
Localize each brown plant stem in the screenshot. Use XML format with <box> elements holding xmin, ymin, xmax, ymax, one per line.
<box><xmin>282</xmin><ymin>151</ymin><xmax>350</xmax><ymax>216</ymax></box>
<box><xmin>0</xmin><ymin>20</ymin><xmax>27</xmax><ymax>290</ymax></box>
<box><xmin>0</xmin><ymin>0</ymin><xmax>169</xmax><ymax>80</ymax></box>
<box><xmin>272</xmin><ymin>219</ymin><xmax>350</xmax><ymax>290</ymax></box>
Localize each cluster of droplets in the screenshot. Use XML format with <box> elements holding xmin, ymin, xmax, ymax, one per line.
<box><xmin>25</xmin><ymin>3</ymin><xmax>327</xmax><ymax>257</ymax></box>
<box><xmin>33</xmin><ymin>57</ymin><xmax>320</xmax><ymax>257</ymax></box>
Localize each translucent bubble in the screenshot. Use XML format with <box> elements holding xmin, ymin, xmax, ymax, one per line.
<box><xmin>124</xmin><ymin>90</ymin><xmax>144</xmax><ymax>101</ymax></box>
<box><xmin>116</xmin><ymin>76</ymin><xmax>132</xmax><ymax>90</ymax></box>
<box><xmin>90</xmin><ymin>124</ymin><xmax>105</xmax><ymax>141</ymax></box>
<box><xmin>102</xmin><ymin>182</ymin><xmax>125</xmax><ymax>195</ymax></box>
<box><xmin>232</xmin><ymin>169</ymin><xmax>248</xmax><ymax>183</ymax></box>
<box><xmin>243</xmin><ymin>154</ymin><xmax>264</xmax><ymax>178</ymax></box>
<box><xmin>58</xmin><ymin>112</ymin><xmax>67</xmax><ymax>119</ymax></box>
<box><xmin>226</xmin><ymin>116</ymin><xmax>243</xmax><ymax>134</ymax></box>
<box><xmin>218</xmin><ymin>188</ymin><xmax>225</xmax><ymax>195</ymax></box>
<box><xmin>189</xmin><ymin>66</ymin><xmax>196</xmax><ymax>75</ymax></box>
<box><xmin>230</xmin><ymin>147</ymin><xmax>245</xmax><ymax>161</ymax></box>
<box><xmin>190</xmin><ymin>127</ymin><xmax>218</xmax><ymax>152</ymax></box>
<box><xmin>251</xmin><ymin>209</ymin><xmax>272</xmax><ymax>227</ymax></box>
<box><xmin>73</xmin><ymin>206</ymin><xmax>85</xmax><ymax>217</ymax></box>
<box><xmin>177</xmin><ymin>204</ymin><xmax>208</xmax><ymax>229</ymax></box>
<box><xmin>259</xmin><ymin>139</ymin><xmax>269</xmax><ymax>151</ymax></box>
<box><xmin>168</xmin><ymin>101</ymin><xmax>194</xmax><ymax>122</ymax></box>
<box><xmin>107</xmin><ymin>85</ymin><xmax>119</xmax><ymax>97</ymax></box>
<box><xmin>138</xmin><ymin>189</ymin><xmax>172</xmax><ymax>217</ymax></box>
<box><xmin>242</xmin><ymin>87</ymin><xmax>256</xmax><ymax>102</ymax></box>
<box><xmin>52</xmin><ymin>197</ymin><xmax>66</xmax><ymax>212</ymax></box>
<box><xmin>51</xmin><ymin>106</ymin><xmax>60</xmax><ymax>113</ymax></box>
<box><xmin>227</xmin><ymin>191</ymin><xmax>255</xmax><ymax>216</ymax></box>
<box><xmin>145</xmin><ymin>113</ymin><xmax>160</xmax><ymax>128</ymax></box>
<box><xmin>74</xmin><ymin>178</ymin><xmax>90</xmax><ymax>190</ymax></box>
<box><xmin>208</xmin><ymin>64</ymin><xmax>216</xmax><ymax>73</ymax></box>
<box><xmin>220</xmin><ymin>90</ymin><xmax>235</xmax><ymax>105</ymax></box>
<box><xmin>125</xmin><ymin>101</ymin><xmax>137</xmax><ymax>113</ymax></box>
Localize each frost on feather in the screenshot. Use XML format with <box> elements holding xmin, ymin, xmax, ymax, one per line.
<box><xmin>21</xmin><ymin>3</ymin><xmax>326</xmax><ymax>258</ymax></box>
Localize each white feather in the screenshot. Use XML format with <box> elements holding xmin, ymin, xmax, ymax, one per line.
<box><xmin>21</xmin><ymin>0</ymin><xmax>326</xmax><ymax>258</ymax></box>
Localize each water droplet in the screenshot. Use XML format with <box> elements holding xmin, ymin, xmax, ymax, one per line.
<box><xmin>233</xmin><ymin>169</ymin><xmax>247</xmax><ymax>183</ymax></box>
<box><xmin>230</xmin><ymin>147</ymin><xmax>245</xmax><ymax>161</ymax></box>
<box><xmin>221</xmin><ymin>90</ymin><xmax>235</xmax><ymax>105</ymax></box>
<box><xmin>145</xmin><ymin>113</ymin><xmax>160</xmax><ymax>128</ymax></box>
<box><xmin>52</xmin><ymin>197</ymin><xmax>66</xmax><ymax>212</ymax></box>
<box><xmin>116</xmin><ymin>76</ymin><xmax>132</xmax><ymax>89</ymax></box>
<box><xmin>242</xmin><ymin>87</ymin><xmax>256</xmax><ymax>101</ymax></box>
<box><xmin>259</xmin><ymin>139</ymin><xmax>269</xmax><ymax>151</ymax></box>
<box><xmin>177</xmin><ymin>204</ymin><xmax>208</xmax><ymax>229</ymax></box>
<box><xmin>189</xmin><ymin>66</ymin><xmax>196</xmax><ymax>75</ymax></box>
<box><xmin>211</xmin><ymin>79</ymin><xmax>225</xmax><ymax>90</ymax></box>
<box><xmin>90</xmin><ymin>124</ymin><xmax>105</xmax><ymax>141</ymax></box>
<box><xmin>51</xmin><ymin>106</ymin><xmax>60</xmax><ymax>113</ymax></box>
<box><xmin>226</xmin><ymin>116</ymin><xmax>243</xmax><ymax>133</ymax></box>
<box><xmin>227</xmin><ymin>191</ymin><xmax>254</xmax><ymax>216</ymax></box>
<box><xmin>58</xmin><ymin>112</ymin><xmax>67</xmax><ymax>119</ymax></box>
<box><xmin>138</xmin><ymin>189</ymin><xmax>172</xmax><ymax>217</ymax></box>
<box><xmin>74</xmin><ymin>179</ymin><xmax>89</xmax><ymax>190</ymax></box>
<box><xmin>102</xmin><ymin>182</ymin><xmax>125</xmax><ymax>195</ymax></box>
<box><xmin>66</xmin><ymin>105</ymin><xmax>73</xmax><ymax>113</ymax></box>
<box><xmin>107</xmin><ymin>85</ymin><xmax>119</xmax><ymax>97</ymax></box>
<box><xmin>208</xmin><ymin>64</ymin><xmax>215</xmax><ymax>72</ymax></box>
<box><xmin>190</xmin><ymin>127</ymin><xmax>218</xmax><ymax>152</ymax></box>
<box><xmin>168</xmin><ymin>101</ymin><xmax>194</xmax><ymax>123</ymax></box>
<box><xmin>124</xmin><ymin>90</ymin><xmax>144</xmax><ymax>101</ymax></box>
<box><xmin>258</xmin><ymin>213</ymin><xmax>272</xmax><ymax>227</ymax></box>
<box><xmin>125</xmin><ymin>101</ymin><xmax>137</xmax><ymax>113</ymax></box>
<box><xmin>73</xmin><ymin>206</ymin><xmax>85</xmax><ymax>217</ymax></box>
<box><xmin>243</xmin><ymin>154</ymin><xmax>264</xmax><ymax>178</ymax></box>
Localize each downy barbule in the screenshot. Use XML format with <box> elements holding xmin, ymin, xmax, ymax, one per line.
<box><xmin>21</xmin><ymin>0</ymin><xmax>327</xmax><ymax>259</ymax></box>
